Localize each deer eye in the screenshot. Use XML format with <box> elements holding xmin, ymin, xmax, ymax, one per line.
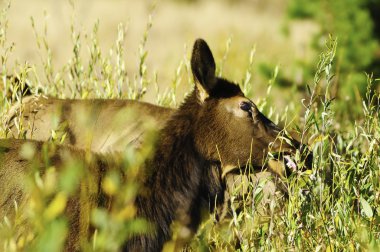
<box><xmin>239</xmin><ymin>101</ymin><xmax>252</xmax><ymax>112</ymax></box>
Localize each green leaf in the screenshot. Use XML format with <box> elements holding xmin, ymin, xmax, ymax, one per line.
<box><xmin>360</xmin><ymin>197</ymin><xmax>373</xmax><ymax>218</ymax></box>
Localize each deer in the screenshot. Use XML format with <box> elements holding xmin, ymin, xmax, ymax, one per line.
<box><xmin>0</xmin><ymin>39</ymin><xmax>311</xmax><ymax>251</ymax></box>
<box><xmin>5</xmin><ymin>96</ymin><xmax>174</xmax><ymax>152</ymax></box>
<box><xmin>4</xmin><ymin>90</ymin><xmax>292</xmax><ymax>220</ymax></box>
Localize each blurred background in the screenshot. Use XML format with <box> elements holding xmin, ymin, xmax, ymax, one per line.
<box><xmin>2</xmin><ymin>0</ymin><xmax>380</xmax><ymax>118</ymax></box>
<box><xmin>1</xmin><ymin>2</ymin><xmax>379</xmax><ymax>251</ymax></box>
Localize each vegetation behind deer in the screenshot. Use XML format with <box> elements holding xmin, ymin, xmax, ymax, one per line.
<box><xmin>0</xmin><ymin>1</ymin><xmax>379</xmax><ymax>251</ymax></box>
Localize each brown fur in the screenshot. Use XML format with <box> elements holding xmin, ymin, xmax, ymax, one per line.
<box><xmin>0</xmin><ymin>39</ymin><xmax>311</xmax><ymax>251</ymax></box>
<box><xmin>5</xmin><ymin>96</ymin><xmax>174</xmax><ymax>152</ymax></box>
<box><xmin>0</xmin><ymin>139</ymin><xmax>121</xmax><ymax>251</ymax></box>
<box><xmin>5</xmin><ymin>96</ymin><xmax>230</xmax><ymax>219</ymax></box>
<box><xmin>4</xmin><ymin>85</ymin><xmax>285</xmax><ymax>221</ymax></box>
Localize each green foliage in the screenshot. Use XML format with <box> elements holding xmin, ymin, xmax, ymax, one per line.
<box><xmin>0</xmin><ymin>2</ymin><xmax>380</xmax><ymax>251</ymax></box>
<box><xmin>288</xmin><ymin>0</ymin><xmax>319</xmax><ymax>19</ymax></box>
<box><xmin>319</xmin><ymin>0</ymin><xmax>377</xmax><ymax>70</ymax></box>
<box><xmin>287</xmin><ymin>0</ymin><xmax>380</xmax><ymax>119</ymax></box>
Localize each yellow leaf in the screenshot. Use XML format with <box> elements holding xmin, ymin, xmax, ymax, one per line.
<box><xmin>162</xmin><ymin>241</ymin><xmax>176</xmax><ymax>252</ymax></box>
<box><xmin>326</xmin><ymin>244</ymin><xmax>334</xmax><ymax>252</ymax></box>
<box><xmin>303</xmin><ymin>169</ymin><xmax>313</xmax><ymax>176</ymax></box>
<box><xmin>44</xmin><ymin>192</ymin><xmax>67</xmax><ymax>220</ymax></box>
<box><xmin>51</xmin><ymin>130</ymin><xmax>57</xmax><ymax>140</ymax></box>
<box><xmin>19</xmin><ymin>142</ymin><xmax>36</xmax><ymax>160</ymax></box>
<box><xmin>102</xmin><ymin>176</ymin><xmax>118</xmax><ymax>196</ymax></box>
<box><xmin>117</xmin><ymin>205</ymin><xmax>137</xmax><ymax>220</ymax></box>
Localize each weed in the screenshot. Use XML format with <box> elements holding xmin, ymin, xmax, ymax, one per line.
<box><xmin>0</xmin><ymin>3</ymin><xmax>379</xmax><ymax>251</ymax></box>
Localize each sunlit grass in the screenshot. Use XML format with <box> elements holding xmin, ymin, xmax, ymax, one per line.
<box><xmin>0</xmin><ymin>3</ymin><xmax>379</xmax><ymax>252</ymax></box>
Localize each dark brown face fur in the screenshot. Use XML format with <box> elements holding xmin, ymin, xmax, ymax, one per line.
<box><xmin>190</xmin><ymin>39</ymin><xmax>298</xmax><ymax>174</ymax></box>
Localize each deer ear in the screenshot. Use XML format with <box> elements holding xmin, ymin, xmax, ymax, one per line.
<box><xmin>191</xmin><ymin>39</ymin><xmax>216</xmax><ymax>102</ymax></box>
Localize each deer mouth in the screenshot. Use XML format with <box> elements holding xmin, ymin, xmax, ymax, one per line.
<box><xmin>268</xmin><ymin>147</ymin><xmax>313</xmax><ymax>178</ymax></box>
<box><xmin>267</xmin><ymin>152</ymin><xmax>298</xmax><ymax>178</ymax></box>
<box><xmin>221</xmin><ymin>147</ymin><xmax>312</xmax><ymax>179</ymax></box>
<box><xmin>221</xmin><ymin>152</ymin><xmax>298</xmax><ymax>179</ymax></box>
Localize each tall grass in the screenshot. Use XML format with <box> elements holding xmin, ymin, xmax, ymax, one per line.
<box><xmin>0</xmin><ymin>3</ymin><xmax>379</xmax><ymax>251</ymax></box>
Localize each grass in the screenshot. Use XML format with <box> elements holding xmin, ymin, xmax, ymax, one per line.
<box><xmin>1</xmin><ymin>2</ymin><xmax>380</xmax><ymax>251</ymax></box>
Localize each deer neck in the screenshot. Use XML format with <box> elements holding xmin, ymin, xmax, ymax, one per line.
<box><xmin>132</xmin><ymin>93</ymin><xmax>206</xmax><ymax>250</ymax></box>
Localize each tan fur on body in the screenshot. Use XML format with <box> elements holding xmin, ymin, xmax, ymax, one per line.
<box><xmin>6</xmin><ymin>96</ymin><xmax>173</xmax><ymax>152</ymax></box>
<box><xmin>0</xmin><ymin>139</ymin><xmax>124</xmax><ymax>251</ymax></box>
